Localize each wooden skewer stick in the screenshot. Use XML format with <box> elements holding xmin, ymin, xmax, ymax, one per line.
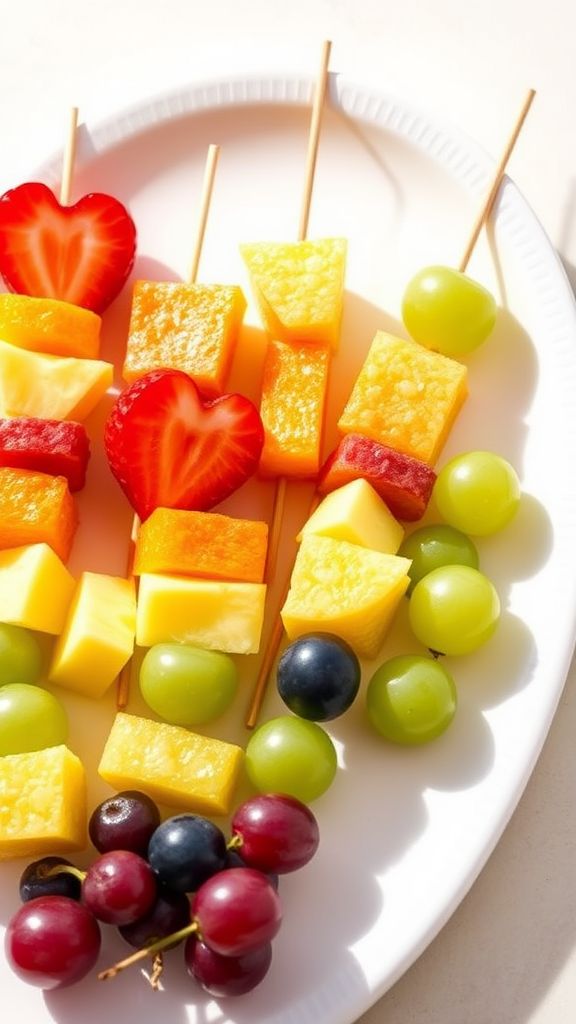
<box><xmin>458</xmin><ymin>88</ymin><xmax>535</xmax><ymax>273</ymax></box>
<box><xmin>60</xmin><ymin>107</ymin><xmax>79</xmax><ymax>206</ymax></box>
<box><xmin>116</xmin><ymin>143</ymin><xmax>221</xmax><ymax>709</ymax></box>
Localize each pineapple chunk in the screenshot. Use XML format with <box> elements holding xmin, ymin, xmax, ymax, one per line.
<box><xmin>298</xmin><ymin>478</ymin><xmax>404</xmax><ymax>554</ymax></box>
<box><xmin>0</xmin><ymin>543</ymin><xmax>75</xmax><ymax>634</ymax></box>
<box><xmin>136</xmin><ymin>574</ymin><xmax>266</xmax><ymax>653</ymax></box>
<box><xmin>0</xmin><ymin>294</ymin><xmax>101</xmax><ymax>359</ymax></box>
<box><xmin>281</xmin><ymin>534</ymin><xmax>411</xmax><ymax>659</ymax></box>
<box><xmin>99</xmin><ymin>712</ymin><xmax>243</xmax><ymax>816</ymax></box>
<box><xmin>0</xmin><ymin>340</ymin><xmax>113</xmax><ymax>421</ymax></box>
<box><xmin>338</xmin><ymin>330</ymin><xmax>468</xmax><ymax>465</ymax></box>
<box><xmin>0</xmin><ymin>745</ymin><xmax>86</xmax><ymax>860</ymax></box>
<box><xmin>241</xmin><ymin>238</ymin><xmax>346</xmax><ymax>349</ymax></box>
<box><xmin>48</xmin><ymin>573</ymin><xmax>136</xmax><ymax>698</ymax></box>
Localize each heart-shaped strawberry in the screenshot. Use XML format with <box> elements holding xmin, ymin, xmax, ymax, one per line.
<box><xmin>0</xmin><ymin>182</ymin><xmax>136</xmax><ymax>313</ymax></box>
<box><xmin>105</xmin><ymin>369</ymin><xmax>265</xmax><ymax>521</ymax></box>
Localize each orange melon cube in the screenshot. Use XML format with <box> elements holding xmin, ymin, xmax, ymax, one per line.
<box><xmin>0</xmin><ymin>468</ymin><xmax>77</xmax><ymax>562</ymax></box>
<box><xmin>134</xmin><ymin>508</ymin><xmax>268</xmax><ymax>583</ymax></box>
<box><xmin>338</xmin><ymin>331</ymin><xmax>468</xmax><ymax>465</ymax></box>
<box><xmin>123</xmin><ymin>281</ymin><xmax>246</xmax><ymax>395</ymax></box>
<box><xmin>259</xmin><ymin>340</ymin><xmax>330</xmax><ymax>478</ymax></box>
<box><xmin>0</xmin><ymin>294</ymin><xmax>101</xmax><ymax>359</ymax></box>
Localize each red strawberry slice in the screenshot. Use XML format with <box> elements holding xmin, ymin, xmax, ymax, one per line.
<box><xmin>0</xmin><ymin>417</ymin><xmax>90</xmax><ymax>492</ymax></box>
<box><xmin>105</xmin><ymin>369</ymin><xmax>265</xmax><ymax>521</ymax></box>
<box><xmin>0</xmin><ymin>182</ymin><xmax>136</xmax><ymax>313</ymax></box>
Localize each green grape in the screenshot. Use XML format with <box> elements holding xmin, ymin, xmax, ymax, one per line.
<box><xmin>398</xmin><ymin>524</ymin><xmax>479</xmax><ymax>594</ymax></box>
<box><xmin>402</xmin><ymin>265</ymin><xmax>497</xmax><ymax>356</ymax></box>
<box><xmin>0</xmin><ymin>684</ymin><xmax>68</xmax><ymax>756</ymax></box>
<box><xmin>367</xmin><ymin>655</ymin><xmax>457</xmax><ymax>744</ymax></box>
<box><xmin>245</xmin><ymin>715</ymin><xmax>337</xmax><ymax>803</ymax></box>
<box><xmin>409</xmin><ymin>565</ymin><xmax>500</xmax><ymax>656</ymax></box>
<box><xmin>0</xmin><ymin>623</ymin><xmax>42</xmax><ymax>686</ymax></box>
<box><xmin>434</xmin><ymin>450</ymin><xmax>521</xmax><ymax>536</ymax></box>
<box><xmin>139</xmin><ymin>644</ymin><xmax>237</xmax><ymax>726</ymax></box>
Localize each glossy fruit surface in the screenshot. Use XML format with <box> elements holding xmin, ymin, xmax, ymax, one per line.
<box><xmin>402</xmin><ymin>265</ymin><xmax>497</xmax><ymax>356</ymax></box>
<box><xmin>277</xmin><ymin>633</ymin><xmax>361</xmax><ymax>721</ymax></box>
<box><xmin>0</xmin><ymin>182</ymin><xmax>136</xmax><ymax>312</ymax></box>
<box><xmin>119</xmin><ymin>888</ymin><xmax>190</xmax><ymax>948</ymax></box>
<box><xmin>231</xmin><ymin>794</ymin><xmax>319</xmax><ymax>874</ymax></box>
<box><xmin>0</xmin><ymin>623</ymin><xmax>42</xmax><ymax>686</ymax></box>
<box><xmin>398</xmin><ymin>523</ymin><xmax>479</xmax><ymax>593</ymax></box>
<box><xmin>19</xmin><ymin>856</ymin><xmax>82</xmax><ymax>903</ymax></box>
<box><xmin>433</xmin><ymin>450</ymin><xmax>521</xmax><ymax>535</ymax></box>
<box><xmin>5</xmin><ymin>895</ymin><xmax>101</xmax><ymax>989</ymax></box>
<box><xmin>104</xmin><ymin>369</ymin><xmax>264</xmax><ymax>520</ymax></box>
<box><xmin>409</xmin><ymin>565</ymin><xmax>500</xmax><ymax>655</ymax></box>
<box><xmin>193</xmin><ymin>868</ymin><xmax>281</xmax><ymax>956</ymax></box>
<box><xmin>0</xmin><ymin>417</ymin><xmax>90</xmax><ymax>492</ymax></box>
<box><xmin>367</xmin><ymin>655</ymin><xmax>457</xmax><ymax>744</ymax></box>
<box><xmin>139</xmin><ymin>644</ymin><xmax>237</xmax><ymax>726</ymax></box>
<box><xmin>88</xmin><ymin>790</ymin><xmax>160</xmax><ymax>856</ymax></box>
<box><xmin>0</xmin><ymin>683</ymin><xmax>67</xmax><ymax>756</ymax></box>
<box><xmin>245</xmin><ymin>716</ymin><xmax>337</xmax><ymax>803</ymax></box>
<box><xmin>147</xmin><ymin>814</ymin><xmax>227</xmax><ymax>893</ymax></box>
<box><xmin>82</xmin><ymin>850</ymin><xmax>156</xmax><ymax>926</ymax></box>
<box><xmin>186</xmin><ymin>936</ymin><xmax>272</xmax><ymax>996</ymax></box>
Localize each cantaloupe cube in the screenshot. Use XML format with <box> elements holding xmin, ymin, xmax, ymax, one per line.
<box><xmin>298</xmin><ymin>478</ymin><xmax>404</xmax><ymax>553</ymax></box>
<box><xmin>241</xmin><ymin>238</ymin><xmax>346</xmax><ymax>349</ymax></box>
<box><xmin>0</xmin><ymin>468</ymin><xmax>77</xmax><ymax>562</ymax></box>
<box><xmin>136</xmin><ymin>574</ymin><xmax>266</xmax><ymax>654</ymax></box>
<box><xmin>134</xmin><ymin>508</ymin><xmax>268</xmax><ymax>583</ymax></box>
<box><xmin>48</xmin><ymin>573</ymin><xmax>136</xmax><ymax>698</ymax></box>
<box><xmin>259</xmin><ymin>340</ymin><xmax>330</xmax><ymax>478</ymax></box>
<box><xmin>123</xmin><ymin>281</ymin><xmax>246</xmax><ymax>396</ymax></box>
<box><xmin>0</xmin><ymin>294</ymin><xmax>101</xmax><ymax>359</ymax></box>
<box><xmin>281</xmin><ymin>534</ymin><xmax>411</xmax><ymax>659</ymax></box>
<box><xmin>0</xmin><ymin>341</ymin><xmax>113</xmax><ymax>421</ymax></box>
<box><xmin>337</xmin><ymin>331</ymin><xmax>468</xmax><ymax>465</ymax></box>
<box><xmin>98</xmin><ymin>712</ymin><xmax>243</xmax><ymax>816</ymax></box>
<box><xmin>0</xmin><ymin>745</ymin><xmax>86</xmax><ymax>860</ymax></box>
<box><xmin>0</xmin><ymin>543</ymin><xmax>75</xmax><ymax>634</ymax></box>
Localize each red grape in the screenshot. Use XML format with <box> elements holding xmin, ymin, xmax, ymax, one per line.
<box><xmin>5</xmin><ymin>895</ymin><xmax>101</xmax><ymax>989</ymax></box>
<box><xmin>193</xmin><ymin>868</ymin><xmax>281</xmax><ymax>957</ymax></box>
<box><xmin>185</xmin><ymin>936</ymin><xmax>272</xmax><ymax>996</ymax></box>
<box><xmin>82</xmin><ymin>850</ymin><xmax>156</xmax><ymax>926</ymax></box>
<box><xmin>231</xmin><ymin>794</ymin><xmax>319</xmax><ymax>874</ymax></box>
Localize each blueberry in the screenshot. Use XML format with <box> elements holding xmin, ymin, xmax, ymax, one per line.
<box><xmin>19</xmin><ymin>856</ymin><xmax>82</xmax><ymax>903</ymax></box>
<box><xmin>277</xmin><ymin>633</ymin><xmax>361</xmax><ymax>721</ymax></box>
<box><xmin>148</xmin><ymin>814</ymin><xmax>227</xmax><ymax>893</ymax></box>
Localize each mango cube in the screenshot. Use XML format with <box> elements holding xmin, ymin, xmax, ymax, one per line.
<box><xmin>0</xmin><ymin>543</ymin><xmax>75</xmax><ymax>634</ymax></box>
<box><xmin>0</xmin><ymin>745</ymin><xmax>86</xmax><ymax>860</ymax></box>
<box><xmin>281</xmin><ymin>534</ymin><xmax>411</xmax><ymax>659</ymax></box>
<box><xmin>298</xmin><ymin>478</ymin><xmax>404</xmax><ymax>553</ymax></box>
<box><xmin>99</xmin><ymin>712</ymin><xmax>243</xmax><ymax>816</ymax></box>
<box><xmin>0</xmin><ymin>293</ymin><xmax>101</xmax><ymax>359</ymax></box>
<box><xmin>0</xmin><ymin>467</ymin><xmax>77</xmax><ymax>562</ymax></box>
<box><xmin>338</xmin><ymin>331</ymin><xmax>468</xmax><ymax>465</ymax></box>
<box><xmin>123</xmin><ymin>281</ymin><xmax>246</xmax><ymax>396</ymax></box>
<box><xmin>136</xmin><ymin>574</ymin><xmax>266</xmax><ymax>653</ymax></box>
<box><xmin>48</xmin><ymin>573</ymin><xmax>136</xmax><ymax>698</ymax></box>
<box><xmin>0</xmin><ymin>340</ymin><xmax>113</xmax><ymax>422</ymax></box>
<box><xmin>241</xmin><ymin>238</ymin><xmax>346</xmax><ymax>349</ymax></box>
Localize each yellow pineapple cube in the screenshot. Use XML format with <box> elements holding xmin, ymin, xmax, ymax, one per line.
<box><xmin>338</xmin><ymin>331</ymin><xmax>468</xmax><ymax>465</ymax></box>
<box><xmin>0</xmin><ymin>294</ymin><xmax>101</xmax><ymax>359</ymax></box>
<box><xmin>0</xmin><ymin>341</ymin><xmax>113</xmax><ymax>421</ymax></box>
<box><xmin>241</xmin><ymin>238</ymin><xmax>346</xmax><ymax>349</ymax></box>
<box><xmin>281</xmin><ymin>534</ymin><xmax>411</xmax><ymax>658</ymax></box>
<box><xmin>298</xmin><ymin>479</ymin><xmax>404</xmax><ymax>554</ymax></box>
<box><xmin>48</xmin><ymin>573</ymin><xmax>136</xmax><ymax>698</ymax></box>
<box><xmin>0</xmin><ymin>745</ymin><xmax>86</xmax><ymax>860</ymax></box>
<box><xmin>136</xmin><ymin>574</ymin><xmax>266</xmax><ymax>654</ymax></box>
<box><xmin>99</xmin><ymin>712</ymin><xmax>243</xmax><ymax>816</ymax></box>
<box><xmin>0</xmin><ymin>543</ymin><xmax>75</xmax><ymax>634</ymax></box>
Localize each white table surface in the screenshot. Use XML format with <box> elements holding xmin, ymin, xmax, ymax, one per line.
<box><xmin>1</xmin><ymin>1</ymin><xmax>576</xmax><ymax>1022</ymax></box>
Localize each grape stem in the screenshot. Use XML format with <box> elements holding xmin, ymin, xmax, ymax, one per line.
<box><xmin>148</xmin><ymin>953</ymin><xmax>164</xmax><ymax>991</ymax></box>
<box><xmin>45</xmin><ymin>864</ymin><xmax>86</xmax><ymax>883</ymax></box>
<box><xmin>98</xmin><ymin>921</ymin><xmax>199</xmax><ymax>981</ymax></box>
<box><xmin>226</xmin><ymin>833</ymin><xmax>243</xmax><ymax>851</ymax></box>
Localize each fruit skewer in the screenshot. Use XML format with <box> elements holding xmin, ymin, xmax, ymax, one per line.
<box><xmin>115</xmin><ymin>143</ymin><xmax>221</xmax><ymax>709</ymax></box>
<box><xmin>245</xmin><ymin>87</ymin><xmax>535</xmax><ymax>729</ymax></box>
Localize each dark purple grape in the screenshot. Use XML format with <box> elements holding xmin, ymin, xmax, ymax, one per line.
<box><xmin>119</xmin><ymin>889</ymin><xmax>191</xmax><ymax>948</ymax></box>
<box><xmin>185</xmin><ymin>936</ymin><xmax>272</xmax><ymax>996</ymax></box>
<box><xmin>89</xmin><ymin>790</ymin><xmax>160</xmax><ymax>855</ymax></box>
<box><xmin>19</xmin><ymin>856</ymin><xmax>82</xmax><ymax>903</ymax></box>
<box><xmin>82</xmin><ymin>850</ymin><xmax>157</xmax><ymax>926</ymax></box>
<box><xmin>148</xmin><ymin>815</ymin><xmax>227</xmax><ymax>893</ymax></box>
<box><xmin>277</xmin><ymin>633</ymin><xmax>361</xmax><ymax>720</ymax></box>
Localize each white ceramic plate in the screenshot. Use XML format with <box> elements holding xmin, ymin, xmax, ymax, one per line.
<box><xmin>2</xmin><ymin>73</ymin><xmax>576</xmax><ymax>1024</ymax></box>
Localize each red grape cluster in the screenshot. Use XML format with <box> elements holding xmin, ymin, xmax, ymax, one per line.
<box><xmin>5</xmin><ymin>789</ymin><xmax>319</xmax><ymax>997</ymax></box>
